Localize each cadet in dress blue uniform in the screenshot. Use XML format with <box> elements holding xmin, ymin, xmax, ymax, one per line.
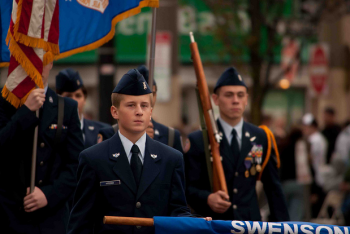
<box><xmin>97</xmin><ymin>65</ymin><xmax>183</xmax><ymax>154</ymax></box>
<box><xmin>0</xmin><ymin>63</ymin><xmax>84</xmax><ymax>233</ymax></box>
<box><xmin>56</xmin><ymin>68</ymin><xmax>110</xmax><ymax>149</ymax></box>
<box><xmin>67</xmin><ymin>69</ymin><xmax>192</xmax><ymax>234</ymax></box>
<box><xmin>184</xmin><ymin>67</ymin><xmax>290</xmax><ymax>221</ymax></box>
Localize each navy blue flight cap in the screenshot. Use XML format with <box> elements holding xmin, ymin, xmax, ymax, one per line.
<box><xmin>113</xmin><ymin>69</ymin><xmax>152</xmax><ymax>95</ymax></box>
<box><xmin>214</xmin><ymin>67</ymin><xmax>247</xmax><ymax>93</ymax></box>
<box><xmin>137</xmin><ymin>65</ymin><xmax>156</xmax><ymax>86</ymax></box>
<box><xmin>56</xmin><ymin>68</ymin><xmax>83</xmax><ymax>93</ymax></box>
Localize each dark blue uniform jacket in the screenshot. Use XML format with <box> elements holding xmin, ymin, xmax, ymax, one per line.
<box><xmin>83</xmin><ymin>118</ymin><xmax>110</xmax><ymax>149</ymax></box>
<box><xmin>184</xmin><ymin>120</ymin><xmax>290</xmax><ymax>222</ymax></box>
<box><xmin>67</xmin><ymin>131</ymin><xmax>191</xmax><ymax>234</ymax></box>
<box><xmin>98</xmin><ymin>119</ymin><xmax>183</xmax><ymax>154</ymax></box>
<box><xmin>0</xmin><ymin>88</ymin><xmax>84</xmax><ymax>234</ymax></box>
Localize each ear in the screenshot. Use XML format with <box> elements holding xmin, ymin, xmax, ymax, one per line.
<box><xmin>212</xmin><ymin>93</ymin><xmax>219</xmax><ymax>106</ymax></box>
<box><xmin>110</xmin><ymin>106</ymin><xmax>119</xmax><ymax>120</ymax></box>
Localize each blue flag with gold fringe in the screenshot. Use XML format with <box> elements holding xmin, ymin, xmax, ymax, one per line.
<box><xmin>0</xmin><ymin>0</ymin><xmax>158</xmax><ymax>67</ymax></box>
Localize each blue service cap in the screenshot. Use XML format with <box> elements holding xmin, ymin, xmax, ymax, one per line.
<box><xmin>56</xmin><ymin>68</ymin><xmax>83</xmax><ymax>93</ymax></box>
<box><xmin>137</xmin><ymin>65</ymin><xmax>156</xmax><ymax>86</ymax></box>
<box><xmin>214</xmin><ymin>67</ymin><xmax>247</xmax><ymax>93</ymax></box>
<box><xmin>113</xmin><ymin>69</ymin><xmax>152</xmax><ymax>95</ymax></box>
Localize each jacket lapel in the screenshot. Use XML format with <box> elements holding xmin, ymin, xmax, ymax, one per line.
<box><xmin>237</xmin><ymin>122</ymin><xmax>254</xmax><ymax>169</ymax></box>
<box><xmin>109</xmin><ymin>132</ymin><xmax>137</xmax><ymax>194</ymax></box>
<box><xmin>136</xmin><ymin>135</ymin><xmax>161</xmax><ymax>200</ymax></box>
<box><xmin>39</xmin><ymin>88</ymin><xmax>58</xmax><ymax>135</ymax></box>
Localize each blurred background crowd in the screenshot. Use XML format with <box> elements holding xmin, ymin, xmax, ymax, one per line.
<box><xmin>1</xmin><ymin>0</ymin><xmax>350</xmax><ymax>226</ymax></box>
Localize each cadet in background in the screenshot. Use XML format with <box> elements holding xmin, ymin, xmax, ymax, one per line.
<box><xmin>56</xmin><ymin>68</ymin><xmax>110</xmax><ymax>149</ymax></box>
<box><xmin>0</xmin><ymin>63</ymin><xmax>84</xmax><ymax>234</ymax></box>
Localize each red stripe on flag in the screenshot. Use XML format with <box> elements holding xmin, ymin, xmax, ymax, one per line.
<box><xmin>48</xmin><ymin>0</ymin><xmax>59</xmax><ymax>44</ymax></box>
<box><xmin>17</xmin><ymin>43</ymin><xmax>43</xmax><ymax>74</ymax></box>
<box><xmin>8</xmin><ymin>56</ymin><xmax>20</xmax><ymax>76</ymax></box>
<box><xmin>18</xmin><ymin>0</ymin><xmax>33</xmax><ymax>35</ymax></box>
<box><xmin>12</xmin><ymin>76</ymin><xmax>36</xmax><ymax>99</ymax></box>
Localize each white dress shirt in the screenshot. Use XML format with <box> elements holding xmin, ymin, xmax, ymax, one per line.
<box><xmin>119</xmin><ymin>130</ymin><xmax>146</xmax><ymax>164</ymax></box>
<box><xmin>218</xmin><ymin>117</ymin><xmax>243</xmax><ymax>150</ymax></box>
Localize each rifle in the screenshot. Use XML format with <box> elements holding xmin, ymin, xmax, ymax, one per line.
<box><xmin>189</xmin><ymin>32</ymin><xmax>228</xmax><ymax>194</ymax></box>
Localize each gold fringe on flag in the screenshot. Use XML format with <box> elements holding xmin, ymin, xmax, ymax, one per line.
<box><xmin>55</xmin><ymin>0</ymin><xmax>159</xmax><ymax>60</ymax></box>
<box><xmin>1</xmin><ymin>85</ymin><xmax>35</xmax><ymax>108</ymax></box>
<box><xmin>7</xmin><ymin>0</ymin><xmax>59</xmax><ymax>56</ymax></box>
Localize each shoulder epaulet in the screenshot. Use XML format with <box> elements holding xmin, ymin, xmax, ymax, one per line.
<box><xmin>257</xmin><ymin>125</ymin><xmax>280</xmax><ymax>180</ymax></box>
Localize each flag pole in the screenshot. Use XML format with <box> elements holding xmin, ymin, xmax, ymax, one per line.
<box><xmin>148</xmin><ymin>7</ymin><xmax>157</xmax><ymax>89</ymax></box>
<box><xmin>30</xmin><ymin>109</ymin><xmax>39</xmax><ymax>193</ymax></box>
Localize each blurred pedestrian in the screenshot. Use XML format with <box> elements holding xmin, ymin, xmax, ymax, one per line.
<box><xmin>301</xmin><ymin>113</ymin><xmax>328</xmax><ymax>218</ymax></box>
<box><xmin>322</xmin><ymin>107</ymin><xmax>341</xmax><ymax>164</ymax></box>
<box><xmin>280</xmin><ymin>127</ymin><xmax>312</xmax><ymax>221</ymax></box>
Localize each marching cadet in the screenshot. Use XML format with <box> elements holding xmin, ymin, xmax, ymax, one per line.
<box><xmin>56</xmin><ymin>68</ymin><xmax>111</xmax><ymax>149</ymax></box>
<box><xmin>0</xmin><ymin>63</ymin><xmax>84</xmax><ymax>233</ymax></box>
<box><xmin>67</xmin><ymin>69</ymin><xmax>196</xmax><ymax>234</ymax></box>
<box><xmin>97</xmin><ymin>65</ymin><xmax>183</xmax><ymax>154</ymax></box>
<box><xmin>184</xmin><ymin>67</ymin><xmax>290</xmax><ymax>221</ymax></box>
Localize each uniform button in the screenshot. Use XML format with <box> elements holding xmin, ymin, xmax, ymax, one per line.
<box><xmin>233</xmin><ymin>188</ymin><xmax>238</xmax><ymax>194</ymax></box>
<box><xmin>136</xmin><ymin>202</ymin><xmax>141</xmax><ymax>208</ymax></box>
<box><xmin>40</xmin><ymin>161</ymin><xmax>44</xmax><ymax>166</ymax></box>
<box><xmin>233</xmin><ymin>204</ymin><xmax>237</xmax><ymax>210</ymax></box>
<box><xmin>235</xmin><ymin>172</ymin><xmax>239</xmax><ymax>177</ymax></box>
<box><xmin>38</xmin><ymin>180</ymin><xmax>43</xmax><ymax>185</ymax></box>
<box><xmin>136</xmin><ymin>226</ymin><xmax>141</xmax><ymax>229</ymax></box>
<box><xmin>40</xmin><ymin>142</ymin><xmax>45</xmax><ymax>148</ymax></box>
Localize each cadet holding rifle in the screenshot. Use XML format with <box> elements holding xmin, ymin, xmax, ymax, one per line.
<box><xmin>184</xmin><ymin>33</ymin><xmax>290</xmax><ymax>221</ymax></box>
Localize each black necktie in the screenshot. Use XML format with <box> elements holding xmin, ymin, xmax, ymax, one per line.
<box><xmin>130</xmin><ymin>144</ymin><xmax>143</xmax><ymax>186</ymax></box>
<box><xmin>230</xmin><ymin>129</ymin><xmax>240</xmax><ymax>165</ymax></box>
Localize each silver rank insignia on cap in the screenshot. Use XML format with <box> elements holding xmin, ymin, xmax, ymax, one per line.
<box><xmin>155</xmin><ymin>129</ymin><xmax>160</xmax><ymax>135</ymax></box>
<box><xmin>250</xmin><ymin>136</ymin><xmax>256</xmax><ymax>142</ymax></box>
<box><xmin>151</xmin><ymin>154</ymin><xmax>157</xmax><ymax>159</ymax></box>
<box><xmin>112</xmin><ymin>153</ymin><xmax>120</xmax><ymax>158</ymax></box>
<box><xmin>49</xmin><ymin>96</ymin><xmax>53</xmax><ymax>103</ymax></box>
<box><xmin>245</xmin><ymin>132</ymin><xmax>250</xmax><ymax>137</ymax></box>
<box><xmin>143</xmin><ymin>82</ymin><xmax>147</xmax><ymax>90</ymax></box>
<box><xmin>77</xmin><ymin>80</ymin><xmax>80</xmax><ymax>86</ymax></box>
<box><xmin>88</xmin><ymin>126</ymin><xmax>95</xmax><ymax>131</ymax></box>
<box><xmin>238</xmin><ymin>75</ymin><xmax>243</xmax><ymax>81</ymax></box>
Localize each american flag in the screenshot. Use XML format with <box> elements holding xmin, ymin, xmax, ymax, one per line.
<box><xmin>2</xmin><ymin>0</ymin><xmax>59</xmax><ymax>108</ymax></box>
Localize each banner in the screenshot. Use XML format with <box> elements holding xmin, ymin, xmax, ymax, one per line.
<box><xmin>154</xmin><ymin>217</ymin><xmax>349</xmax><ymax>234</ymax></box>
<box><xmin>0</xmin><ymin>0</ymin><xmax>159</xmax><ymax>67</ymax></box>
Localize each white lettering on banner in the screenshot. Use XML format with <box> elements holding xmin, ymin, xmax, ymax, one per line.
<box><xmin>283</xmin><ymin>224</ymin><xmax>298</xmax><ymax>234</ymax></box>
<box><xmin>268</xmin><ymin>223</ymin><xmax>282</xmax><ymax>234</ymax></box>
<box><xmin>245</xmin><ymin>221</ymin><xmax>267</xmax><ymax>233</ymax></box>
<box><xmin>334</xmin><ymin>227</ymin><xmax>344</xmax><ymax>234</ymax></box>
<box><xmin>346</xmin><ymin>227</ymin><xmax>349</xmax><ymax>234</ymax></box>
<box><xmin>316</xmin><ymin>226</ymin><xmax>333</xmax><ymax>234</ymax></box>
<box><xmin>231</xmin><ymin>221</ymin><xmax>246</xmax><ymax>234</ymax></box>
<box><xmin>301</xmin><ymin>225</ymin><xmax>315</xmax><ymax>234</ymax></box>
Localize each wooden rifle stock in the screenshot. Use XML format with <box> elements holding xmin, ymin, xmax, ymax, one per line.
<box><xmin>104</xmin><ymin>216</ymin><xmax>154</xmax><ymax>226</ymax></box>
<box><xmin>189</xmin><ymin>32</ymin><xmax>228</xmax><ymax>195</ymax></box>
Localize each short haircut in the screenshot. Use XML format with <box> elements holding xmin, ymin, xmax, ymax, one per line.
<box><xmin>56</xmin><ymin>85</ymin><xmax>87</xmax><ymax>99</ymax></box>
<box><xmin>214</xmin><ymin>86</ymin><xmax>248</xmax><ymax>95</ymax></box>
<box><xmin>111</xmin><ymin>93</ymin><xmax>153</xmax><ymax>108</ymax></box>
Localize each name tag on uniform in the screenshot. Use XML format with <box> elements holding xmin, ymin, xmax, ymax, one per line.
<box><xmin>100</xmin><ymin>180</ymin><xmax>121</xmax><ymax>187</ymax></box>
